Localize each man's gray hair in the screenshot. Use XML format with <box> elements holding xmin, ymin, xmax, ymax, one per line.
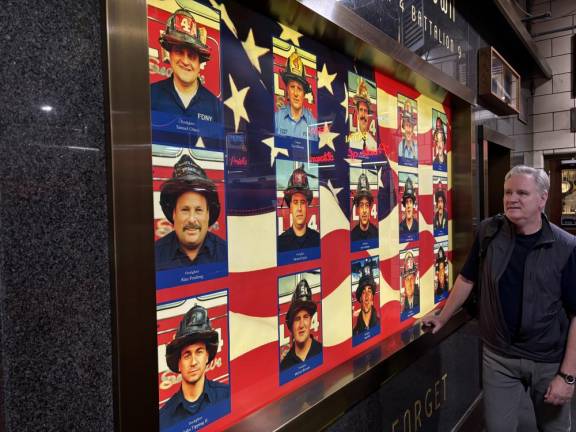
<box><xmin>505</xmin><ymin>165</ymin><xmax>549</xmax><ymax>194</ymax></box>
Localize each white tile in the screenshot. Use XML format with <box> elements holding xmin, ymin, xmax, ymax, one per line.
<box><xmin>554</xmin><ymin>110</ymin><xmax>571</xmax><ymax>130</ymax></box>
<box><xmin>553</xmin><ymin>146</ymin><xmax>576</xmax><ymax>155</ymax></box>
<box><xmin>497</xmin><ymin>118</ymin><xmax>515</xmax><ymax>136</ymax></box>
<box><xmin>533</xmin><ymin>130</ymin><xmax>575</xmax><ymax>150</ymax></box>
<box><xmin>552</xmin><ymin>0</ymin><xmax>576</xmax><ymax>19</ymax></box>
<box><xmin>534</xmin><ymin>77</ymin><xmax>552</xmax><ymax>96</ymax></box>
<box><xmin>552</xmin><ymin>35</ymin><xmax>572</xmax><ymax>56</ymax></box>
<box><xmin>547</xmin><ymin>54</ymin><xmax>571</xmax><ymax>74</ymax></box>
<box><xmin>521</xmin><ymin>87</ymin><xmax>533</xmax><ymax>118</ymax></box>
<box><xmin>530</xmin><ymin>3</ymin><xmax>549</xmax><ymax>16</ymax></box>
<box><xmin>513</xmin><ymin>133</ymin><xmax>533</xmax><ymax>152</ymax></box>
<box><xmin>552</xmin><ymin>73</ymin><xmax>571</xmax><ymax>93</ymax></box>
<box><xmin>514</xmin><ymin>118</ymin><xmax>531</xmax><ymax>135</ymax></box>
<box><xmin>533</xmin><ymin>30</ymin><xmax>573</xmax><ymax>41</ymax></box>
<box><xmin>532</xmin><ymin>151</ymin><xmax>544</xmax><ymax>169</ymax></box>
<box><xmin>533</xmin><ymin>92</ymin><xmax>575</xmax><ymax>114</ymax></box>
<box><xmin>535</xmin><ymin>39</ymin><xmax>552</xmax><ymax>58</ymax></box>
<box><xmin>531</xmin><ymin>16</ymin><xmax>573</xmax><ymax>36</ymax></box>
<box><xmin>533</xmin><ymin>113</ymin><xmax>554</xmax><ymax>132</ymax></box>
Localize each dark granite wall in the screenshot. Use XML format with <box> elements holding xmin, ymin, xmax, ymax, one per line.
<box><xmin>0</xmin><ymin>1</ymin><xmax>113</xmax><ymax>431</ymax></box>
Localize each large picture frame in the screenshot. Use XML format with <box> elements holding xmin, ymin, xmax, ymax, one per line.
<box><xmin>106</xmin><ymin>0</ymin><xmax>474</xmax><ymax>430</ymax></box>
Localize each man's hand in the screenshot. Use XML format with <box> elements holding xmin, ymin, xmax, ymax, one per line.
<box><xmin>544</xmin><ymin>375</ymin><xmax>575</xmax><ymax>405</ymax></box>
<box><xmin>421</xmin><ymin>312</ymin><xmax>446</xmax><ymax>335</ymax></box>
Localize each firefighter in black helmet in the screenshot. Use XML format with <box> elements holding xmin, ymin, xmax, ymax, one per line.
<box><xmin>351</xmin><ymin>173</ymin><xmax>378</xmax><ymax>243</ymax></box>
<box><xmin>277</xmin><ymin>166</ymin><xmax>320</xmax><ymax>253</ymax></box>
<box><xmin>150</xmin><ymin>8</ymin><xmax>221</xmax><ymax>123</ymax></box>
<box><xmin>353</xmin><ymin>265</ymin><xmax>380</xmax><ymax>335</ymax></box>
<box><xmin>155</xmin><ymin>154</ymin><xmax>226</xmax><ymax>271</ymax></box>
<box><xmin>399</xmin><ymin>175</ymin><xmax>419</xmax><ymax>239</ymax></box>
<box><xmin>280</xmin><ymin>279</ymin><xmax>323</xmax><ymax>370</ymax></box>
<box><xmin>159</xmin><ymin>305</ymin><xmax>230</xmax><ymax>430</ymax></box>
<box><xmin>433</xmin><ymin>188</ymin><xmax>448</xmax><ymax>234</ymax></box>
<box><xmin>435</xmin><ymin>246</ymin><xmax>448</xmax><ymax>297</ymax></box>
<box><xmin>401</xmin><ymin>251</ymin><xmax>419</xmax><ymax>314</ymax></box>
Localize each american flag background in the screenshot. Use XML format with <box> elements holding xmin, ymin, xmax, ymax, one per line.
<box><xmin>148</xmin><ymin>0</ymin><xmax>453</xmax><ymax>430</ymax></box>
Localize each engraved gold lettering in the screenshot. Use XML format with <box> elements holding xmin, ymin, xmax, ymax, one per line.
<box><xmin>414</xmin><ymin>399</ymin><xmax>422</xmax><ymax>430</ymax></box>
<box><xmin>425</xmin><ymin>388</ymin><xmax>433</xmax><ymax>417</ymax></box>
<box><xmin>403</xmin><ymin>409</ymin><xmax>411</xmax><ymax>432</ymax></box>
<box><xmin>434</xmin><ymin>380</ymin><xmax>441</xmax><ymax>409</ymax></box>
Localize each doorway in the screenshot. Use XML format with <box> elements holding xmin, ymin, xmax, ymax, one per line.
<box><xmin>479</xmin><ymin>126</ymin><xmax>513</xmax><ymax>218</ymax></box>
<box><xmin>544</xmin><ymin>154</ymin><xmax>576</xmax><ymax>235</ymax></box>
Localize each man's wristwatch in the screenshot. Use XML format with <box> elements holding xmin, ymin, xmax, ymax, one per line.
<box><xmin>557</xmin><ymin>371</ymin><xmax>576</xmax><ymax>385</ymax></box>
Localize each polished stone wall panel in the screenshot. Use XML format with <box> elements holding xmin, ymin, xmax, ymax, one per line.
<box><xmin>0</xmin><ymin>1</ymin><xmax>113</xmax><ymax>431</ymax></box>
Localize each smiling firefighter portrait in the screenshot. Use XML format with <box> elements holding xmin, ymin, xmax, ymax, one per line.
<box><xmin>155</xmin><ymin>154</ymin><xmax>226</xmax><ymax>271</ymax></box>
<box><xmin>280</xmin><ymin>278</ymin><xmax>323</xmax><ymax>371</ymax></box>
<box><xmin>159</xmin><ymin>304</ymin><xmax>230</xmax><ymax>430</ymax></box>
<box><xmin>150</xmin><ymin>8</ymin><xmax>222</xmax><ymax>124</ymax></box>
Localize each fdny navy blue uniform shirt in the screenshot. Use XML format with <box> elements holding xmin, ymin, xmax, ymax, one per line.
<box><xmin>159</xmin><ymin>379</ymin><xmax>230</xmax><ymax>430</ymax></box>
<box><xmin>277</xmin><ymin>226</ymin><xmax>320</xmax><ymax>252</ymax></box>
<box><xmin>150</xmin><ymin>78</ymin><xmax>222</xmax><ymax>123</ymax></box>
<box><xmin>155</xmin><ymin>231</ymin><xmax>227</xmax><ymax>271</ymax></box>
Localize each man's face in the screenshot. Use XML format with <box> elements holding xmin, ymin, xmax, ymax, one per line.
<box><xmin>404</xmin><ymin>197</ymin><xmax>414</xmax><ymax>221</ymax></box>
<box><xmin>291</xmin><ymin>309</ymin><xmax>312</xmax><ymax>345</ymax></box>
<box><xmin>503</xmin><ymin>174</ymin><xmax>547</xmax><ymax>227</ymax></box>
<box><xmin>438</xmin><ymin>262</ymin><xmax>446</xmax><ymax>284</ymax></box>
<box><xmin>357</xmin><ymin>197</ymin><xmax>371</xmax><ymax>229</ymax></box>
<box><xmin>404</xmin><ymin>274</ymin><xmax>415</xmax><ymax>299</ymax></box>
<box><xmin>170</xmin><ymin>45</ymin><xmax>201</xmax><ymax>87</ymax></box>
<box><xmin>290</xmin><ymin>192</ymin><xmax>308</xmax><ymax>230</ymax></box>
<box><xmin>403</xmin><ymin>120</ymin><xmax>414</xmax><ymax>141</ymax></box>
<box><xmin>357</xmin><ymin>102</ymin><xmax>370</xmax><ymax>133</ymax></box>
<box><xmin>287</xmin><ymin>80</ymin><xmax>304</xmax><ymax>113</ymax></box>
<box><xmin>360</xmin><ymin>285</ymin><xmax>374</xmax><ymax>314</ymax></box>
<box><xmin>436</xmin><ymin>196</ymin><xmax>445</xmax><ymax>216</ymax></box>
<box><xmin>178</xmin><ymin>341</ymin><xmax>210</xmax><ymax>385</ymax></box>
<box><xmin>435</xmin><ymin>132</ymin><xmax>445</xmax><ymax>156</ymax></box>
<box><xmin>172</xmin><ymin>191</ymin><xmax>210</xmax><ymax>252</ymax></box>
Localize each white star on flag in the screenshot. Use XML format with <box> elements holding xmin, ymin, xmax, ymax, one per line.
<box><xmin>261</xmin><ymin>136</ymin><xmax>289</xmax><ymax>166</ymax></box>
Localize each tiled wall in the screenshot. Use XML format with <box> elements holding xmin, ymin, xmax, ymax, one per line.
<box><xmin>518</xmin><ymin>0</ymin><xmax>576</xmax><ymax>167</ymax></box>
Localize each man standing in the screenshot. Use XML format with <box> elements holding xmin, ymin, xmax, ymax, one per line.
<box><xmin>434</xmin><ymin>246</ymin><xmax>448</xmax><ymax>297</ymax></box>
<box><xmin>348</xmin><ymin>78</ymin><xmax>377</xmax><ymax>152</ymax></box>
<box><xmin>401</xmin><ymin>251</ymin><xmax>419</xmax><ymax>314</ymax></box>
<box><xmin>150</xmin><ymin>9</ymin><xmax>221</xmax><ymax>123</ymax></box>
<box><xmin>351</xmin><ymin>173</ymin><xmax>378</xmax><ymax>242</ymax></box>
<box><xmin>155</xmin><ymin>155</ymin><xmax>226</xmax><ymax>270</ymax></box>
<box><xmin>275</xmin><ymin>52</ymin><xmax>318</xmax><ymax>140</ymax></box>
<box><xmin>278</xmin><ymin>166</ymin><xmax>320</xmax><ymax>252</ymax></box>
<box><xmin>353</xmin><ymin>266</ymin><xmax>380</xmax><ymax>335</ymax></box>
<box><xmin>280</xmin><ymin>279</ymin><xmax>322</xmax><ymax>370</ymax></box>
<box><xmin>424</xmin><ymin>166</ymin><xmax>576</xmax><ymax>431</ymax></box>
<box><xmin>160</xmin><ymin>305</ymin><xmax>230</xmax><ymax>430</ymax></box>
<box><xmin>433</xmin><ymin>189</ymin><xmax>448</xmax><ymax>234</ymax></box>
<box><xmin>399</xmin><ymin>176</ymin><xmax>419</xmax><ymax>238</ymax></box>
<box><xmin>398</xmin><ymin>105</ymin><xmax>418</xmax><ymax>161</ymax></box>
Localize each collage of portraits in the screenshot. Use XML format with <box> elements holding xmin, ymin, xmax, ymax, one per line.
<box><xmin>148</xmin><ymin>1</ymin><xmax>452</xmax><ymax>430</ymax></box>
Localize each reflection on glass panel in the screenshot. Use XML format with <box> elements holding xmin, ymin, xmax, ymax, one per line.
<box><xmin>339</xmin><ymin>0</ymin><xmax>477</xmax><ymax>89</ymax></box>
<box><xmin>561</xmin><ymin>168</ymin><xmax>576</xmax><ymax>227</ymax></box>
